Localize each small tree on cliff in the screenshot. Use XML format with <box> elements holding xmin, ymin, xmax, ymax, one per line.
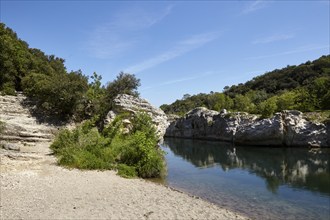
<box><xmin>106</xmin><ymin>72</ymin><xmax>141</xmax><ymax>99</ymax></box>
<box><xmin>100</xmin><ymin>72</ymin><xmax>141</xmax><ymax>118</ymax></box>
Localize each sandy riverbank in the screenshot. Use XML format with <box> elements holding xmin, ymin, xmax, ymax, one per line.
<box><xmin>0</xmin><ymin>148</ymin><xmax>248</xmax><ymax>220</ymax></box>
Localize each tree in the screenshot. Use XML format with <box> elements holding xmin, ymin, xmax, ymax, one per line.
<box><xmin>258</xmin><ymin>97</ymin><xmax>278</xmax><ymax>118</ymax></box>
<box><xmin>182</xmin><ymin>94</ymin><xmax>191</xmax><ymax>100</ymax></box>
<box><xmin>102</xmin><ymin>72</ymin><xmax>141</xmax><ymax>116</ymax></box>
<box><xmin>234</xmin><ymin>94</ymin><xmax>255</xmax><ymax>112</ymax></box>
<box><xmin>310</xmin><ymin>76</ymin><xmax>330</xmax><ymax>109</ymax></box>
<box><xmin>276</xmin><ymin>91</ymin><xmax>296</xmax><ymax>111</ymax></box>
<box><xmin>208</xmin><ymin>93</ymin><xmax>233</xmax><ymax>111</ymax></box>
<box><xmin>22</xmin><ymin>70</ymin><xmax>88</xmax><ymax>118</ymax></box>
<box><xmin>85</xmin><ymin>72</ymin><xmax>106</xmax><ymax>117</ymax></box>
<box><xmin>294</xmin><ymin>88</ymin><xmax>318</xmax><ymax>112</ymax></box>
<box><xmin>106</xmin><ymin>72</ymin><xmax>140</xmax><ymax>98</ymax></box>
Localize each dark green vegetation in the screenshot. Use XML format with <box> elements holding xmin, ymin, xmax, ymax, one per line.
<box><xmin>0</xmin><ymin>23</ymin><xmax>139</xmax><ymax>121</ymax></box>
<box><xmin>51</xmin><ymin>113</ymin><xmax>165</xmax><ymax>178</ymax></box>
<box><xmin>1</xmin><ymin>23</ymin><xmax>162</xmax><ymax>178</ymax></box>
<box><xmin>161</xmin><ymin>55</ymin><xmax>330</xmax><ymax>118</ymax></box>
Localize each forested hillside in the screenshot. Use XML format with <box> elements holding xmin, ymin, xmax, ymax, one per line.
<box><xmin>0</xmin><ymin>23</ymin><xmax>140</xmax><ymax>121</ymax></box>
<box><xmin>161</xmin><ymin>55</ymin><xmax>330</xmax><ymax>117</ymax></box>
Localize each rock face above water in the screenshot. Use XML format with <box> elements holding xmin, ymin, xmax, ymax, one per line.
<box><xmin>165</xmin><ymin>108</ymin><xmax>329</xmax><ymax>147</ymax></box>
<box><xmin>105</xmin><ymin>94</ymin><xmax>169</xmax><ymax>138</ymax></box>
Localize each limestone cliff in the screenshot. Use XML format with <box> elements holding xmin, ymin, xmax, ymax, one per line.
<box><xmin>0</xmin><ymin>94</ymin><xmax>58</xmax><ymax>152</ymax></box>
<box><xmin>165</xmin><ymin>107</ymin><xmax>329</xmax><ymax>147</ymax></box>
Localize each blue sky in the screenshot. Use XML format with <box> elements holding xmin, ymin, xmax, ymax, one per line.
<box><xmin>1</xmin><ymin>1</ymin><xmax>329</xmax><ymax>107</ymax></box>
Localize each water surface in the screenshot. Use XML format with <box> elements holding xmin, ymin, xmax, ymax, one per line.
<box><xmin>160</xmin><ymin>138</ymin><xmax>330</xmax><ymax>220</ymax></box>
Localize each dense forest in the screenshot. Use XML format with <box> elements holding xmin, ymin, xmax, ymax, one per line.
<box><xmin>160</xmin><ymin>55</ymin><xmax>330</xmax><ymax>117</ymax></box>
<box><xmin>0</xmin><ymin>23</ymin><xmax>140</xmax><ymax>122</ymax></box>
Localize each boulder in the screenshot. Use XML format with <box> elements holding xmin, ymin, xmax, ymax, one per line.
<box><xmin>104</xmin><ymin>94</ymin><xmax>169</xmax><ymax>138</ymax></box>
<box><xmin>166</xmin><ymin>107</ymin><xmax>219</xmax><ymax>139</ymax></box>
<box><xmin>235</xmin><ymin>113</ymin><xmax>284</xmax><ymax>146</ymax></box>
<box><xmin>165</xmin><ymin>108</ymin><xmax>255</xmax><ymax>141</ymax></box>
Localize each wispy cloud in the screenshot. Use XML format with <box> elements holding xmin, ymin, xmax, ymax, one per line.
<box><xmin>86</xmin><ymin>5</ymin><xmax>173</xmax><ymax>59</ymax></box>
<box><xmin>252</xmin><ymin>33</ymin><xmax>295</xmax><ymax>44</ymax></box>
<box><xmin>125</xmin><ymin>31</ymin><xmax>222</xmax><ymax>74</ymax></box>
<box><xmin>140</xmin><ymin>71</ymin><xmax>216</xmax><ymax>91</ymax></box>
<box><xmin>245</xmin><ymin>45</ymin><xmax>330</xmax><ymax>60</ymax></box>
<box><xmin>241</xmin><ymin>0</ymin><xmax>269</xmax><ymax>14</ymax></box>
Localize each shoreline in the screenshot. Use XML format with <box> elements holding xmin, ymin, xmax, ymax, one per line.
<box><xmin>0</xmin><ymin>150</ymin><xmax>248</xmax><ymax>220</ymax></box>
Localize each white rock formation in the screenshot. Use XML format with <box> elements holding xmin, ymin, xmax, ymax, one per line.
<box><xmin>105</xmin><ymin>94</ymin><xmax>169</xmax><ymax>138</ymax></box>
<box><xmin>165</xmin><ymin>107</ymin><xmax>329</xmax><ymax>147</ymax></box>
<box><xmin>0</xmin><ymin>94</ymin><xmax>57</xmax><ymax>152</ymax></box>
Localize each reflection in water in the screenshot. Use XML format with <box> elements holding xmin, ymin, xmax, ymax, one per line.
<box><xmin>163</xmin><ymin>138</ymin><xmax>330</xmax><ymax>195</ymax></box>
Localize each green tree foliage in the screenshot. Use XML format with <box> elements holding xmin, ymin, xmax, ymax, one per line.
<box><xmin>0</xmin><ymin>23</ymin><xmax>30</xmax><ymax>92</ymax></box>
<box><xmin>208</xmin><ymin>92</ymin><xmax>234</xmax><ymax>111</ymax></box>
<box><xmin>233</xmin><ymin>94</ymin><xmax>255</xmax><ymax>113</ymax></box>
<box><xmin>160</xmin><ymin>92</ymin><xmax>234</xmax><ymax>116</ymax></box>
<box><xmin>258</xmin><ymin>97</ymin><xmax>278</xmax><ymax>118</ymax></box>
<box><xmin>275</xmin><ymin>91</ymin><xmax>296</xmax><ymax>111</ymax></box>
<box><xmin>0</xmin><ymin>24</ymin><xmax>145</xmax><ymax>121</ymax></box>
<box><xmin>161</xmin><ymin>56</ymin><xmax>330</xmax><ymax>116</ymax></box>
<box><xmin>100</xmin><ymin>72</ymin><xmax>141</xmax><ymax>118</ymax></box>
<box><xmin>310</xmin><ymin>76</ymin><xmax>330</xmax><ymax>109</ymax></box>
<box><xmin>106</xmin><ymin>72</ymin><xmax>140</xmax><ymax>101</ymax></box>
<box><xmin>0</xmin><ymin>23</ymin><xmax>89</xmax><ymax>119</ymax></box>
<box><xmin>85</xmin><ymin>72</ymin><xmax>106</xmax><ymax>118</ymax></box>
<box><xmin>22</xmin><ymin>70</ymin><xmax>88</xmax><ymax>118</ymax></box>
<box><xmin>294</xmin><ymin>87</ymin><xmax>318</xmax><ymax>112</ymax></box>
<box><xmin>225</xmin><ymin>56</ymin><xmax>330</xmax><ymax>97</ymax></box>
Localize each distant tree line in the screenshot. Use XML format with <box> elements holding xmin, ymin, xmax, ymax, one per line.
<box><xmin>160</xmin><ymin>55</ymin><xmax>330</xmax><ymax>117</ymax></box>
<box><xmin>0</xmin><ymin>23</ymin><xmax>140</xmax><ymax>121</ymax></box>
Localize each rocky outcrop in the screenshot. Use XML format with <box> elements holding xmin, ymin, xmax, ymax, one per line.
<box><xmin>234</xmin><ymin>113</ymin><xmax>284</xmax><ymax>146</ymax></box>
<box><xmin>105</xmin><ymin>94</ymin><xmax>169</xmax><ymax>138</ymax></box>
<box><xmin>282</xmin><ymin>110</ymin><xmax>328</xmax><ymax>147</ymax></box>
<box><xmin>165</xmin><ymin>108</ymin><xmax>329</xmax><ymax>147</ymax></box>
<box><xmin>0</xmin><ymin>94</ymin><xmax>58</xmax><ymax>152</ymax></box>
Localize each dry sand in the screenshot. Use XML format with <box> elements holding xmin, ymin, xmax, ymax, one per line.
<box><xmin>0</xmin><ymin>146</ymin><xmax>248</xmax><ymax>220</ymax></box>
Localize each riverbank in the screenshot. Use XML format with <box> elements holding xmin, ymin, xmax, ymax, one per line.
<box><xmin>0</xmin><ymin>149</ymin><xmax>247</xmax><ymax>220</ymax></box>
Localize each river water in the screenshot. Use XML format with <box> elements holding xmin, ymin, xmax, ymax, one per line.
<box><xmin>159</xmin><ymin>138</ymin><xmax>330</xmax><ymax>220</ymax></box>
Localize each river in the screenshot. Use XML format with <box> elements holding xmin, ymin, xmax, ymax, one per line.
<box><xmin>159</xmin><ymin>138</ymin><xmax>330</xmax><ymax>220</ymax></box>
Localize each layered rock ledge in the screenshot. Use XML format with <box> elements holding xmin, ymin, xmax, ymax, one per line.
<box><xmin>0</xmin><ymin>94</ymin><xmax>58</xmax><ymax>152</ymax></box>
<box><xmin>165</xmin><ymin>107</ymin><xmax>329</xmax><ymax>147</ymax></box>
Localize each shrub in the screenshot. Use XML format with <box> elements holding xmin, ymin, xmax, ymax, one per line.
<box><xmin>117</xmin><ymin>164</ymin><xmax>137</xmax><ymax>178</ymax></box>
<box><xmin>117</xmin><ymin>131</ymin><xmax>165</xmax><ymax>178</ymax></box>
<box><xmin>50</xmin><ymin>121</ymin><xmax>114</xmax><ymax>170</ymax></box>
<box><xmin>1</xmin><ymin>82</ymin><xmax>16</xmax><ymax>95</ymax></box>
<box><xmin>130</xmin><ymin>112</ymin><xmax>158</xmax><ymax>141</ymax></box>
<box><xmin>258</xmin><ymin>97</ymin><xmax>278</xmax><ymax>118</ymax></box>
<box><xmin>50</xmin><ymin>113</ymin><xmax>166</xmax><ymax>178</ymax></box>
